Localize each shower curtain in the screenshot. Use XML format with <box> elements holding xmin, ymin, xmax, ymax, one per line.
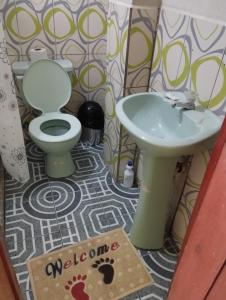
<box><xmin>0</xmin><ymin>20</ymin><xmax>29</xmax><ymax>183</ymax></box>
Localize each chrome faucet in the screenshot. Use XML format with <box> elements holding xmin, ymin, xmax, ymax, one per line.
<box><xmin>165</xmin><ymin>91</ymin><xmax>199</xmax><ymax>125</ymax></box>
<box><xmin>166</xmin><ymin>91</ymin><xmax>198</xmax><ymax>110</ymax></box>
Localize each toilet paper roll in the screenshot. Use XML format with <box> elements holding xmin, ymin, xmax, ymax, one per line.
<box><xmin>29</xmin><ymin>48</ymin><xmax>48</xmax><ymax>62</ymax></box>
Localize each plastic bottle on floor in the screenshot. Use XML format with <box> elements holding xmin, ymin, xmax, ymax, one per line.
<box><xmin>123</xmin><ymin>160</ymin><xmax>134</xmax><ymax>188</ymax></box>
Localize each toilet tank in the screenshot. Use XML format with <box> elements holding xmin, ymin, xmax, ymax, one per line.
<box><xmin>12</xmin><ymin>59</ymin><xmax>73</xmax><ymax>107</ymax></box>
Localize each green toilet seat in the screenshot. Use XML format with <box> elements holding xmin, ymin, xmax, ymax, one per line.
<box><xmin>29</xmin><ymin>113</ymin><xmax>81</xmax><ymax>143</ymax></box>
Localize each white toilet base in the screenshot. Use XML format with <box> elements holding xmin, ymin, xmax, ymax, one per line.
<box><xmin>46</xmin><ymin>152</ymin><xmax>75</xmax><ymax>178</ymax></box>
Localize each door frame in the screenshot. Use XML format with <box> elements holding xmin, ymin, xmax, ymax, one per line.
<box><xmin>0</xmin><ymin>231</ymin><xmax>23</xmax><ymax>300</ymax></box>
<box><xmin>167</xmin><ymin>117</ymin><xmax>226</xmax><ymax>299</ymax></box>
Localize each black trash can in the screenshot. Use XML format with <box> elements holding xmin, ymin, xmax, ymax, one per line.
<box><xmin>77</xmin><ymin>101</ymin><xmax>104</xmax><ymax>145</ymax></box>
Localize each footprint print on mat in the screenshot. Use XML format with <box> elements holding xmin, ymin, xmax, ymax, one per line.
<box><xmin>92</xmin><ymin>258</ymin><xmax>115</xmax><ymax>284</ymax></box>
<box><xmin>65</xmin><ymin>274</ymin><xmax>89</xmax><ymax>300</ymax></box>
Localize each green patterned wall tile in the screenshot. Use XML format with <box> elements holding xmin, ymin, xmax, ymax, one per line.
<box><xmin>70</xmin><ymin>56</ymin><xmax>90</xmax><ymax>99</ymax></box>
<box><xmin>150</xmin><ymin>9</ymin><xmax>191</xmax><ymax>92</ymax></box>
<box><xmin>63</xmin><ymin>89</ymin><xmax>86</xmax><ymax>115</ymax></box>
<box><xmin>103</xmin><ymin>139</ymin><xmax>118</xmax><ymax>179</ymax></box>
<box><xmin>120</xmin><ymin>125</ymin><xmax>136</xmax><ymax>148</ymax></box>
<box><xmin>52</xmin><ymin>2</ymin><xmax>76</xmax><ymax>39</ymax></box>
<box><xmin>151</xmin><ymin>25</ymin><xmax>161</xmax><ymax>74</ymax></box>
<box><xmin>88</xmin><ymin>0</ymin><xmax>107</xmax><ymax>55</ymax></box>
<box><xmin>103</xmin><ymin>114</ymin><xmax>120</xmax><ymax>178</ymax></box>
<box><xmin>1</xmin><ymin>0</ymin><xmax>109</xmax><ymax>134</ymax></box>
<box><xmin>103</xmin><ymin>79</ymin><xmax>123</xmax><ymax>180</ymax></box>
<box><xmin>125</xmin><ymin>86</ymin><xmax>147</xmax><ymax>95</ymax></box>
<box><xmin>188</xmin><ymin>18</ymin><xmax>226</xmax><ymax>108</ymax></box>
<box><xmin>97</xmin><ymin>0</ymin><xmax>108</xmax><ymax>12</ymax></box>
<box><xmin>56</xmin><ymin>54</ymin><xmax>90</xmax><ymax>114</ymax></box>
<box><xmin>53</xmin><ymin>0</ymin><xmax>89</xmax><ymax>56</ymax></box>
<box><xmin>122</xmin><ymin>86</ymin><xmax>148</xmax><ymax>183</ymax></box>
<box><xmin>106</xmin><ymin>2</ymin><xmax>130</xmax><ymax>85</ymax></box>
<box><xmin>104</xmin><ymin>3</ymin><xmax>160</xmax><ymax>182</ymax></box>
<box><xmin>161</xmin><ymin>10</ymin><xmax>190</xmax><ymax>91</ymax></box>
<box><xmin>14</xmin><ymin>0</ymin><xmax>56</xmax><ymax>59</ymax></box>
<box><xmin>64</xmin><ymin>0</ymin><xmax>86</xmax><ymax>12</ymax></box>
<box><xmin>87</xmin><ymin>54</ymin><xmax>107</xmax><ymax>110</ymax></box>
<box><xmin>7</xmin><ymin>54</ymin><xmax>18</xmax><ymax>64</ymax></box>
<box><xmin>191</xmin><ymin>18</ymin><xmax>226</xmax><ymax>51</ymax></box>
<box><xmin>106</xmin><ymin>6</ymin><xmax>120</xmax><ymax>62</ymax></box>
<box><xmin>149</xmin><ymin>23</ymin><xmax>163</xmax><ymax>91</ymax></box>
<box><xmin>87</xmin><ymin>55</ymin><xmax>106</xmax><ymax>91</ymax></box>
<box><xmin>127</xmin><ymin>66</ymin><xmax>150</xmax><ymax>88</ymax></box>
<box><xmin>103</xmin><ymin>122</ymin><xmax>120</xmax><ymax>178</ymax></box>
<box><xmin>106</xmin><ymin>72</ymin><xmax>123</xmax><ymax>102</ymax></box>
<box><xmin>172</xmin><ymin>150</ymin><xmax>210</xmax><ymax>247</ymax></box>
<box><xmin>105</xmin><ymin>77</ymin><xmax>123</xmax><ymax>118</ymax></box>
<box><xmin>0</xmin><ymin>0</ymin><xmax>22</xmax><ymax>56</ymax></box>
<box><xmin>104</xmin><ymin>82</ymin><xmax>115</xmax><ymax>120</ymax></box>
<box><xmin>5</xmin><ymin>41</ymin><xmax>21</xmax><ymax>58</ymax></box>
<box><xmin>191</xmin><ymin>53</ymin><xmax>224</xmax><ymax>108</ymax></box>
<box><xmin>54</xmin><ymin>0</ymin><xmax>108</xmax><ymax>56</ymax></box>
<box><xmin>0</xmin><ymin>0</ymin><xmax>12</xmax><ymax>11</ymax></box>
<box><xmin>144</xmin><ymin>7</ymin><xmax>159</xmax><ymax>27</ymax></box>
<box><xmin>110</xmin><ymin>1</ymin><xmax>130</xmax><ymax>28</ymax></box>
<box><xmin>89</xmin><ymin>84</ymin><xmax>106</xmax><ymax>112</ymax></box>
<box><xmin>115</xmin><ymin>87</ymin><xmax>147</xmax><ymax>182</ymax></box>
<box><xmin>126</xmin><ymin>8</ymin><xmax>158</xmax><ymax>88</ymax></box>
<box><xmin>171</xmin><ymin>16</ymin><xmax>226</xmax><ymax>245</ymax></box>
<box><xmin>149</xmin><ymin>73</ymin><xmax>163</xmax><ymax>92</ymax></box>
<box><xmin>160</xmin><ymin>8</ymin><xmax>190</xmax><ymax>45</ymax></box>
<box><xmin>174</xmin><ymin>35</ymin><xmax>191</xmax><ymax>91</ymax></box>
<box><xmin>208</xmin><ymin>54</ymin><xmax>226</xmax><ymax>115</ymax></box>
<box><xmin>148</xmin><ymin>7</ymin><xmax>226</xmax><ymax>247</ymax></box>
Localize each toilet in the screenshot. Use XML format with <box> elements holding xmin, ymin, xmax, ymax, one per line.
<box><xmin>22</xmin><ymin>59</ymin><xmax>81</xmax><ymax>178</ymax></box>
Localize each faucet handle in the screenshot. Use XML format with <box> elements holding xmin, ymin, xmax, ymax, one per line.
<box><xmin>165</xmin><ymin>92</ymin><xmax>180</xmax><ymax>106</ymax></box>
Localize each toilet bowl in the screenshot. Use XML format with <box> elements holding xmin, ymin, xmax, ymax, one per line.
<box><xmin>22</xmin><ymin>59</ymin><xmax>81</xmax><ymax>178</ymax></box>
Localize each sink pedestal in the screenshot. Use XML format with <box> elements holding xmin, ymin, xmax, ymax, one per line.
<box><xmin>115</xmin><ymin>92</ymin><xmax>222</xmax><ymax>249</ymax></box>
<box><xmin>130</xmin><ymin>154</ymin><xmax>178</xmax><ymax>250</ymax></box>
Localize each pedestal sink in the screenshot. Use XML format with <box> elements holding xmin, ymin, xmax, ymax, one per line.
<box><xmin>116</xmin><ymin>92</ymin><xmax>222</xmax><ymax>249</ymax></box>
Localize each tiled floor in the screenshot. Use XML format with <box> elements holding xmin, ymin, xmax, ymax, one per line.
<box><xmin>4</xmin><ymin>141</ymin><xmax>178</xmax><ymax>300</ymax></box>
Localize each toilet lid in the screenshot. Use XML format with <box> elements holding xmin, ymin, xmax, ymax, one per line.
<box><xmin>23</xmin><ymin>60</ymin><xmax>72</xmax><ymax>113</ymax></box>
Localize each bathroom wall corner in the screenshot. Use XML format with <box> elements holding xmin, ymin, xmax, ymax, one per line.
<box><xmin>148</xmin><ymin>3</ymin><xmax>226</xmax><ymax>247</ymax></box>
<box><xmin>104</xmin><ymin>0</ymin><xmax>160</xmax><ymax>183</ymax></box>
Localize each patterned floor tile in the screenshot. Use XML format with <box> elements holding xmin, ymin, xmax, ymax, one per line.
<box><xmin>5</xmin><ymin>179</ymin><xmax>61</xmax><ymax>238</ymax></box>
<box><xmin>4</xmin><ymin>162</ymin><xmax>49</xmax><ymax>197</ymax></box>
<box><xmin>6</xmin><ymin>231</ymin><xmax>63</xmax><ymax>297</ymax></box>
<box><xmin>60</xmin><ymin>226</ymin><xmax>80</xmax><ymax>246</ymax></box>
<box><xmin>4</xmin><ymin>141</ymin><xmax>178</xmax><ymax>300</ymax></box>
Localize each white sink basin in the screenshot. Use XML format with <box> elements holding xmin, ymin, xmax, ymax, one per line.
<box><xmin>116</xmin><ymin>92</ymin><xmax>222</xmax><ymax>157</ymax></box>
<box><xmin>116</xmin><ymin>92</ymin><xmax>222</xmax><ymax>250</ymax></box>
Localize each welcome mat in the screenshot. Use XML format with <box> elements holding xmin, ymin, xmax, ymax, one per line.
<box><xmin>27</xmin><ymin>228</ymin><xmax>153</xmax><ymax>300</ymax></box>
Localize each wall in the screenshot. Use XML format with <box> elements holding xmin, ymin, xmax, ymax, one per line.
<box><xmin>162</xmin><ymin>0</ymin><xmax>226</xmax><ymax>24</ymax></box>
<box><xmin>0</xmin><ymin>0</ymin><xmax>108</xmax><ymax>130</ymax></box>
<box><xmin>149</xmin><ymin>4</ymin><xmax>226</xmax><ymax>246</ymax></box>
<box><xmin>104</xmin><ymin>0</ymin><xmax>160</xmax><ymax>181</ymax></box>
